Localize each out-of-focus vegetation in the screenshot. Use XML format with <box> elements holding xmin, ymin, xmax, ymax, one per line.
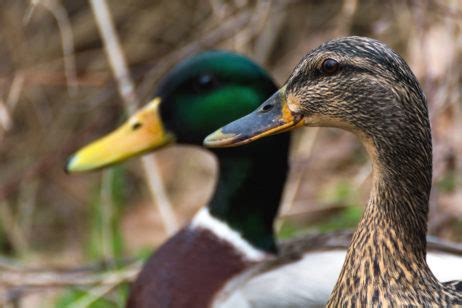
<box><xmin>0</xmin><ymin>0</ymin><xmax>461</xmax><ymax>306</ymax></box>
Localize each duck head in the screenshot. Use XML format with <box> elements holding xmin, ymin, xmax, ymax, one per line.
<box><xmin>204</xmin><ymin>36</ymin><xmax>426</xmax><ymax>148</ymax></box>
<box><xmin>66</xmin><ymin>51</ymin><xmax>277</xmax><ymax>172</ymax></box>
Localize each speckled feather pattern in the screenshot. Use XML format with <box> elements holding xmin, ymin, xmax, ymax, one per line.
<box><xmin>285</xmin><ymin>37</ymin><xmax>462</xmax><ymax>306</ymax></box>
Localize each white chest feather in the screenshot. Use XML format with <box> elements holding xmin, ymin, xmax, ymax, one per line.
<box><xmin>190</xmin><ymin>208</ymin><xmax>268</xmax><ymax>262</ymax></box>
<box><xmin>190</xmin><ymin>209</ymin><xmax>462</xmax><ymax>307</ymax></box>
<box><xmin>238</xmin><ymin>250</ymin><xmax>346</xmax><ymax>307</ymax></box>
<box><xmin>219</xmin><ymin>249</ymin><xmax>462</xmax><ymax>307</ymax></box>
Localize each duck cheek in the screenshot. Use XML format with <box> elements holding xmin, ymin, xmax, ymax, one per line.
<box><xmin>302</xmin><ymin>114</ymin><xmax>330</xmax><ymax>127</ymax></box>
<box><xmin>287</xmin><ymin>94</ymin><xmax>303</xmax><ymax>114</ymax></box>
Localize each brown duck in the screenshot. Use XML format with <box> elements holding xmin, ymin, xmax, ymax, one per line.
<box><xmin>205</xmin><ymin>36</ymin><xmax>462</xmax><ymax>306</ymax></box>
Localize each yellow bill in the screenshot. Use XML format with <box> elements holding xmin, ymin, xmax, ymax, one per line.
<box><xmin>66</xmin><ymin>98</ymin><xmax>173</xmax><ymax>173</ymax></box>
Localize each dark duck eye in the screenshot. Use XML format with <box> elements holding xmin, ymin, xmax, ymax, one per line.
<box><xmin>193</xmin><ymin>73</ymin><xmax>219</xmax><ymax>92</ymax></box>
<box><xmin>321</xmin><ymin>58</ymin><xmax>339</xmax><ymax>75</ymax></box>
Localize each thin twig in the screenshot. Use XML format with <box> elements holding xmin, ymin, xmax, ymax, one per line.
<box><xmin>0</xmin><ymin>256</ymin><xmax>135</xmax><ymax>273</ymax></box>
<box><xmin>16</xmin><ymin>180</ymin><xmax>39</xmax><ymax>254</ymax></box>
<box><xmin>6</xmin><ymin>73</ymin><xmax>24</xmax><ymax>115</ymax></box>
<box><xmin>25</xmin><ymin>0</ymin><xmax>78</xmax><ymax>95</ymax></box>
<box><xmin>0</xmin><ymin>261</ymin><xmax>141</xmax><ymax>288</ymax></box>
<box><xmin>277</xmin><ymin>128</ymin><xmax>319</xmax><ymax>231</ymax></box>
<box><xmin>0</xmin><ymin>74</ymin><xmax>24</xmax><ymax>141</ymax></box>
<box><xmin>0</xmin><ymin>99</ymin><xmax>12</xmax><ymax>133</ymax></box>
<box><xmin>66</xmin><ymin>284</ymin><xmax>118</xmax><ymax>308</ymax></box>
<box><xmin>334</xmin><ymin>0</ymin><xmax>359</xmax><ymax>36</ymax></box>
<box><xmin>233</xmin><ymin>0</ymin><xmax>272</xmax><ymax>52</ymax></box>
<box><xmin>89</xmin><ymin>0</ymin><xmax>178</xmax><ymax>235</ymax></box>
<box><xmin>136</xmin><ymin>9</ymin><xmax>253</xmax><ymax>99</ymax></box>
<box><xmin>353</xmin><ymin>162</ymin><xmax>372</xmax><ymax>187</ymax></box>
<box><xmin>136</xmin><ymin>1</ymin><xmax>291</xmax><ymax>101</ymax></box>
<box><xmin>100</xmin><ymin>170</ymin><xmax>115</xmax><ymax>261</ymax></box>
<box><xmin>253</xmin><ymin>1</ymin><xmax>288</xmax><ymax>64</ymax></box>
<box><xmin>0</xmin><ymin>200</ymin><xmax>28</xmax><ymax>256</ymax></box>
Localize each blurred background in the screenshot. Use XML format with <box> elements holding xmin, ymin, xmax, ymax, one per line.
<box><xmin>0</xmin><ymin>0</ymin><xmax>461</xmax><ymax>306</ymax></box>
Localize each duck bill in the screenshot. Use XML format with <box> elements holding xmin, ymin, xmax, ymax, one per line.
<box><xmin>204</xmin><ymin>88</ymin><xmax>304</xmax><ymax>147</ymax></box>
<box><xmin>66</xmin><ymin>98</ymin><xmax>173</xmax><ymax>173</ymax></box>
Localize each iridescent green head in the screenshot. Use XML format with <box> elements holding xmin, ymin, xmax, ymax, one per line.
<box><xmin>66</xmin><ymin>51</ymin><xmax>280</xmax><ymax>172</ymax></box>
<box><xmin>156</xmin><ymin>51</ymin><xmax>277</xmax><ymax>144</ymax></box>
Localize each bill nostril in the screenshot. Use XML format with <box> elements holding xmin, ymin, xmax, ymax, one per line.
<box><xmin>261</xmin><ymin>104</ymin><xmax>274</xmax><ymax>112</ymax></box>
<box><xmin>132</xmin><ymin>122</ymin><xmax>142</xmax><ymax>130</ymax></box>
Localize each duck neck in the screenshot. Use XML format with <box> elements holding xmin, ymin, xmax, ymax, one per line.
<box><xmin>329</xmin><ymin>93</ymin><xmax>441</xmax><ymax>304</ymax></box>
<box><xmin>207</xmin><ymin>134</ymin><xmax>290</xmax><ymax>254</ymax></box>
<box><xmin>364</xmin><ymin>127</ymin><xmax>432</xmax><ymax>258</ymax></box>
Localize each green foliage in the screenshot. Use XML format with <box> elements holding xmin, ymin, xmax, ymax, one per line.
<box><xmin>315</xmin><ymin>206</ymin><xmax>363</xmax><ymax>232</ymax></box>
<box><xmin>313</xmin><ymin>180</ymin><xmax>363</xmax><ymax>232</ymax></box>
<box><xmin>0</xmin><ymin>221</ymin><xmax>6</xmax><ymax>254</ymax></box>
<box><xmin>437</xmin><ymin>171</ymin><xmax>461</xmax><ymax>193</ymax></box>
<box><xmin>455</xmin><ymin>220</ymin><xmax>462</xmax><ymax>241</ymax></box>
<box><xmin>88</xmin><ymin>167</ymin><xmax>125</xmax><ymax>260</ymax></box>
<box><xmin>319</xmin><ymin>180</ymin><xmax>359</xmax><ymax>208</ymax></box>
<box><xmin>135</xmin><ymin>246</ymin><xmax>156</xmax><ymax>262</ymax></box>
<box><xmin>278</xmin><ymin>180</ymin><xmax>364</xmax><ymax>238</ymax></box>
<box><xmin>56</xmin><ymin>166</ymin><xmax>129</xmax><ymax>307</ymax></box>
<box><xmin>277</xmin><ymin>221</ymin><xmax>301</xmax><ymax>240</ymax></box>
<box><xmin>55</xmin><ymin>288</ymin><xmax>118</xmax><ymax>308</ymax></box>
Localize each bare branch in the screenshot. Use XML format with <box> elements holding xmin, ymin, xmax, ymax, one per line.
<box><xmin>136</xmin><ymin>9</ymin><xmax>253</xmax><ymax>99</ymax></box>
<box><xmin>0</xmin><ymin>261</ymin><xmax>141</xmax><ymax>289</ymax></box>
<box><xmin>89</xmin><ymin>0</ymin><xmax>178</xmax><ymax>235</ymax></box>
<box><xmin>25</xmin><ymin>0</ymin><xmax>78</xmax><ymax>95</ymax></box>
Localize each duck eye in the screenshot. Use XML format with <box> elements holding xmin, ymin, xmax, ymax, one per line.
<box><xmin>194</xmin><ymin>73</ymin><xmax>218</xmax><ymax>91</ymax></box>
<box><xmin>131</xmin><ymin>122</ymin><xmax>142</xmax><ymax>130</ymax></box>
<box><xmin>321</xmin><ymin>58</ymin><xmax>339</xmax><ymax>75</ymax></box>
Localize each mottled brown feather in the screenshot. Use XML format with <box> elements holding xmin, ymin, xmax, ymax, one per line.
<box><xmin>285</xmin><ymin>36</ymin><xmax>462</xmax><ymax>306</ymax></box>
